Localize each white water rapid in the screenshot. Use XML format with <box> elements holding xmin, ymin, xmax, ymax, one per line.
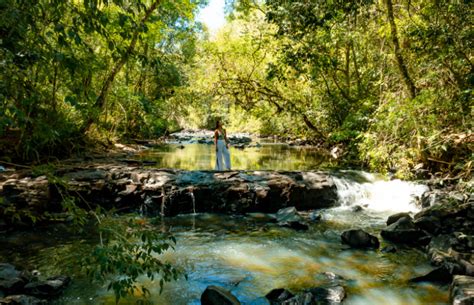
<box><xmin>333</xmin><ymin>171</ymin><xmax>429</xmax><ymax>214</ymax></box>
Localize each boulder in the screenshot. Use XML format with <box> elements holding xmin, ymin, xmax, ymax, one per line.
<box><xmin>381</xmin><ymin>217</ymin><xmax>431</xmax><ymax>246</ymax></box>
<box><xmin>24</xmin><ymin>275</ymin><xmax>70</xmax><ymax>297</ymax></box>
<box><xmin>386</xmin><ymin>213</ymin><xmax>412</xmax><ymax>226</ymax></box>
<box><xmin>265</xmin><ymin>288</ymin><xmax>294</xmax><ymax>304</ymax></box>
<box><xmin>201</xmin><ymin>285</ymin><xmax>241</xmax><ymax>305</ymax></box>
<box><xmin>0</xmin><ymin>295</ymin><xmax>47</xmax><ymax>305</ymax></box>
<box><xmin>450</xmin><ymin>275</ymin><xmax>474</xmax><ymax>305</ymax></box>
<box><xmin>341</xmin><ymin>229</ymin><xmax>379</xmax><ymax>249</ymax></box>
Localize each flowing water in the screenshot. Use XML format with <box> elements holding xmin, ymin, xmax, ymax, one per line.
<box><xmin>0</xmin><ymin>144</ymin><xmax>449</xmax><ymax>304</ymax></box>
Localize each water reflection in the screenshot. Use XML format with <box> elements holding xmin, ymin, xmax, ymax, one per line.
<box><xmin>137</xmin><ymin>143</ymin><xmax>334</xmax><ymax>170</ymax></box>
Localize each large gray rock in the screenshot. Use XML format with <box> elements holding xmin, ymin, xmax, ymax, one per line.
<box><xmin>0</xmin><ymin>295</ymin><xmax>47</xmax><ymax>305</ymax></box>
<box><xmin>450</xmin><ymin>275</ymin><xmax>474</xmax><ymax>305</ymax></box>
<box><xmin>341</xmin><ymin>229</ymin><xmax>379</xmax><ymax>249</ymax></box>
<box><xmin>381</xmin><ymin>217</ymin><xmax>431</xmax><ymax>246</ymax></box>
<box><xmin>201</xmin><ymin>285</ymin><xmax>241</xmax><ymax>305</ymax></box>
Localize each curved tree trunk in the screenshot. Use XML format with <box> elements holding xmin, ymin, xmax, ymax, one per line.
<box><xmin>385</xmin><ymin>0</ymin><xmax>417</xmax><ymax>99</ymax></box>
<box><xmin>84</xmin><ymin>0</ymin><xmax>161</xmax><ymax>131</ymax></box>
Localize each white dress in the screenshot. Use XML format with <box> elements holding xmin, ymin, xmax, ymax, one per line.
<box><xmin>215</xmin><ymin>130</ymin><xmax>231</xmax><ymax>170</ymax></box>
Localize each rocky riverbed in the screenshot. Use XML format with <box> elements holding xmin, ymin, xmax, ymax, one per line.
<box><xmin>0</xmin><ymin>165</ymin><xmax>338</xmax><ymax>226</ymax></box>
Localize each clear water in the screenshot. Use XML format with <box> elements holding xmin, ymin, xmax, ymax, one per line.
<box><xmin>0</xmin><ymin>210</ymin><xmax>448</xmax><ymax>305</ymax></box>
<box><xmin>0</xmin><ymin>144</ymin><xmax>449</xmax><ymax>304</ymax></box>
<box><xmin>137</xmin><ymin>143</ymin><xmax>335</xmax><ymax>170</ymax></box>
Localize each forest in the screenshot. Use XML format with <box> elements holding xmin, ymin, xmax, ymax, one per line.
<box><xmin>0</xmin><ymin>0</ymin><xmax>471</xmax><ymax>176</ymax></box>
<box><xmin>0</xmin><ymin>0</ymin><xmax>473</xmax><ymax>305</ymax></box>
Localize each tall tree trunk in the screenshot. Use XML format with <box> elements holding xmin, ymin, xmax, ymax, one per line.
<box><xmin>84</xmin><ymin>0</ymin><xmax>161</xmax><ymax>130</ymax></box>
<box><xmin>385</xmin><ymin>0</ymin><xmax>417</xmax><ymax>99</ymax></box>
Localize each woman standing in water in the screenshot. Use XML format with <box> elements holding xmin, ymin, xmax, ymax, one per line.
<box><xmin>214</xmin><ymin>120</ymin><xmax>231</xmax><ymax>170</ymax></box>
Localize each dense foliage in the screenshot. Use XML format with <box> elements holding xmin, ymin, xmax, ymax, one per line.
<box><xmin>1</xmin><ymin>0</ymin><xmax>203</xmax><ymax>160</ymax></box>
<box><xmin>1</xmin><ymin>0</ymin><xmax>472</xmax><ymax>175</ymax></box>
<box><xmin>183</xmin><ymin>0</ymin><xmax>472</xmax><ymax>177</ymax></box>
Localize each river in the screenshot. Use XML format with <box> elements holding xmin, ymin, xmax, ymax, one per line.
<box><xmin>0</xmin><ymin>143</ymin><xmax>449</xmax><ymax>304</ymax></box>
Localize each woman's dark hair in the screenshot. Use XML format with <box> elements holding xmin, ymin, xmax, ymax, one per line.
<box><xmin>215</xmin><ymin>120</ymin><xmax>221</xmax><ymax>129</ymax></box>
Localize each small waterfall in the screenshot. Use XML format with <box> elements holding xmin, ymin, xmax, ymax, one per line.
<box><xmin>332</xmin><ymin>171</ymin><xmax>428</xmax><ymax>213</ymax></box>
<box><xmin>188</xmin><ymin>187</ymin><xmax>196</xmax><ymax>215</ymax></box>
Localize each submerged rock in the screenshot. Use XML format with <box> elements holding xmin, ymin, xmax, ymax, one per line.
<box><xmin>450</xmin><ymin>275</ymin><xmax>474</xmax><ymax>305</ymax></box>
<box><xmin>341</xmin><ymin>229</ymin><xmax>379</xmax><ymax>249</ymax></box>
<box><xmin>276</xmin><ymin>207</ymin><xmax>302</xmax><ymax>223</ymax></box>
<box><xmin>276</xmin><ymin>207</ymin><xmax>309</xmax><ymax>231</ymax></box>
<box><xmin>381</xmin><ymin>217</ymin><xmax>431</xmax><ymax>246</ymax></box>
<box><xmin>0</xmin><ymin>295</ymin><xmax>47</xmax><ymax>305</ymax></box>
<box><xmin>201</xmin><ymin>285</ymin><xmax>241</xmax><ymax>305</ymax></box>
